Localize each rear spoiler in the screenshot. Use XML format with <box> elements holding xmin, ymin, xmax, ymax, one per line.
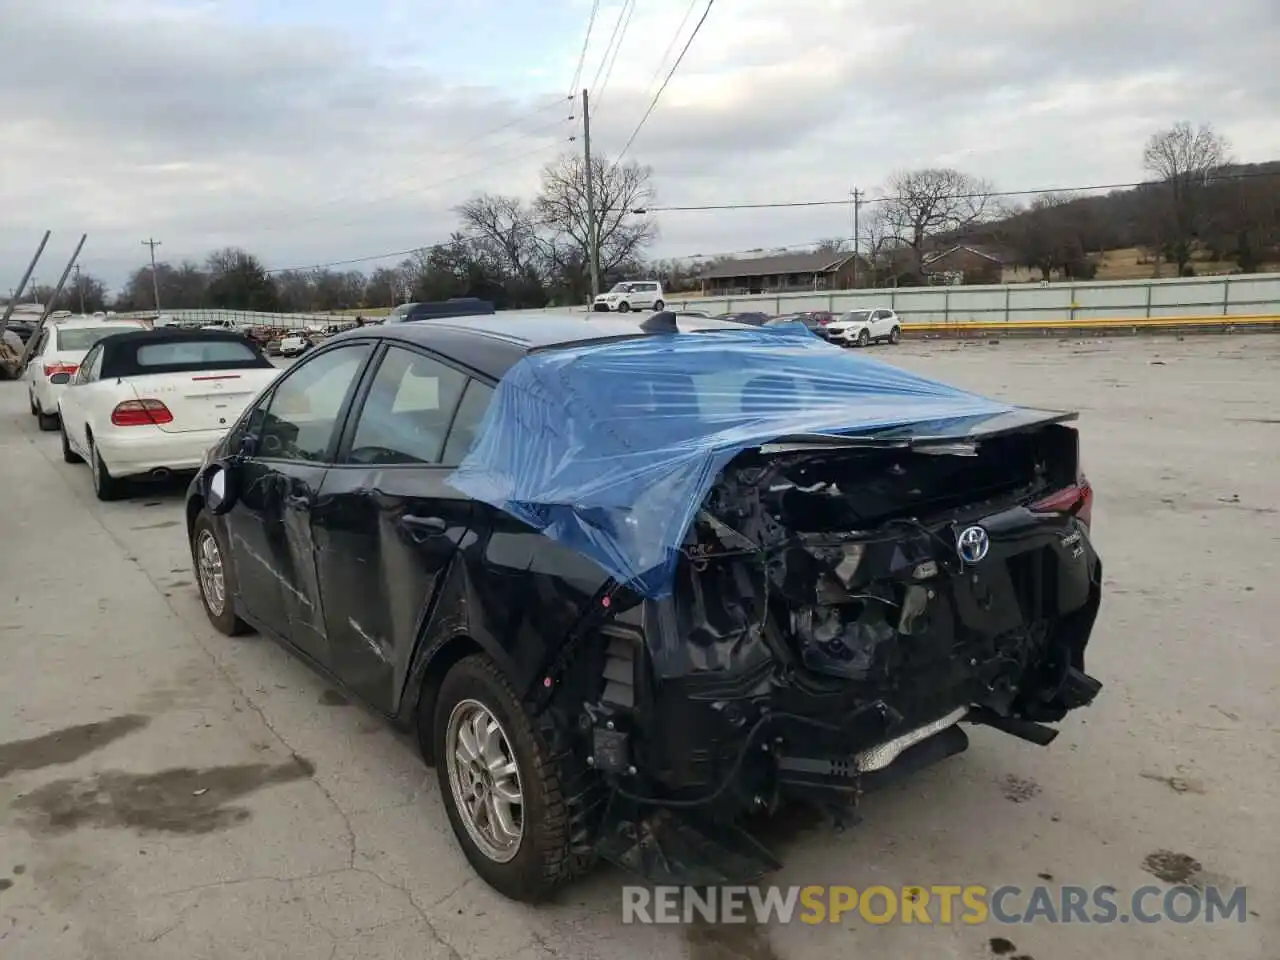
<box><xmin>757</xmin><ymin>407</ymin><xmax>1079</xmax><ymax>454</ymax></box>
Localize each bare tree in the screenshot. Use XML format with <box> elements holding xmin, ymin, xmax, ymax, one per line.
<box><xmin>534</xmin><ymin>155</ymin><xmax>657</xmax><ymax>288</ymax></box>
<box><xmin>455</xmin><ymin>194</ymin><xmax>545</xmax><ymax>278</ymax></box>
<box><xmin>1142</xmin><ymin>122</ymin><xmax>1231</xmax><ymax>276</ymax></box>
<box><xmin>878</xmin><ymin>168</ymin><xmax>997</xmax><ymax>276</ymax></box>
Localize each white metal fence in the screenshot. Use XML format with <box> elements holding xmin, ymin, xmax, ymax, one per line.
<box><xmin>670</xmin><ymin>272</ymin><xmax>1280</xmax><ymax>324</ymax></box>
<box><xmin>116</xmin><ymin>274</ymin><xmax>1280</xmax><ymax>328</ymax></box>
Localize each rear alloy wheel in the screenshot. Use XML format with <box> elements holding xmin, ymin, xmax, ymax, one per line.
<box><xmin>653</xmin><ymin>299</ymin><xmax>665</xmax><ymax>311</ymax></box>
<box><xmin>60</xmin><ymin>421</ymin><xmax>83</xmax><ymax>464</ymax></box>
<box><xmin>889</xmin><ymin>325</ymin><xmax>902</xmax><ymax>344</ymax></box>
<box><xmin>191</xmin><ymin>511</ymin><xmax>252</xmax><ymax>635</ymax></box>
<box><xmin>856</xmin><ymin>328</ymin><xmax>871</xmax><ymax>347</ymax></box>
<box><xmin>89</xmin><ymin>436</ymin><xmax>127</xmax><ymax>501</ymax></box>
<box><xmin>434</xmin><ymin>653</ymin><xmax>573</xmax><ymax>903</ymax></box>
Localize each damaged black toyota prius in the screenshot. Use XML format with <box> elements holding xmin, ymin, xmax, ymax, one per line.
<box><xmin>187</xmin><ymin>311</ymin><xmax>1102</xmax><ymax>902</ymax></box>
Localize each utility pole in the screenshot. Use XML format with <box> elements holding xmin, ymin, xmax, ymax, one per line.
<box><xmin>2</xmin><ymin>230</ymin><xmax>52</xmax><ymax>327</ymax></box>
<box><xmin>73</xmin><ymin>264</ymin><xmax>86</xmax><ymax>314</ymax></box>
<box><xmin>850</xmin><ymin>188</ymin><xmax>864</xmax><ymax>288</ymax></box>
<box><xmin>20</xmin><ymin>233</ymin><xmax>87</xmax><ymax>371</ymax></box>
<box><xmin>582</xmin><ymin>88</ymin><xmax>601</xmax><ymax>300</ymax></box>
<box><xmin>37</xmin><ymin>234</ymin><xmax>87</xmax><ymax>325</ymax></box>
<box><xmin>142</xmin><ymin>237</ymin><xmax>162</xmax><ymax>312</ymax></box>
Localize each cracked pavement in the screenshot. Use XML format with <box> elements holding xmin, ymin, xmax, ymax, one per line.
<box><xmin>0</xmin><ymin>335</ymin><xmax>1276</xmax><ymax>959</ymax></box>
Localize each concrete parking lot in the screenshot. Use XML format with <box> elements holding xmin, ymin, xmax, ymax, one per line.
<box><xmin>1</xmin><ymin>334</ymin><xmax>1276</xmax><ymax>960</ymax></box>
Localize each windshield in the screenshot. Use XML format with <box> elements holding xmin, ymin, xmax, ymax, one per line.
<box><xmin>839</xmin><ymin>310</ymin><xmax>872</xmax><ymax>323</ymax></box>
<box><xmin>56</xmin><ymin>326</ymin><xmax>139</xmax><ymax>351</ymax></box>
<box><xmin>609</xmin><ymin>283</ymin><xmax>634</xmax><ymax>293</ymax></box>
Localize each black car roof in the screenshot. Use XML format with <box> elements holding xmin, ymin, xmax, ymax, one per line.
<box><xmin>326</xmin><ymin>310</ymin><xmax>753</xmax><ymax>380</ymax></box>
<box><xmin>97</xmin><ymin>328</ymin><xmax>273</xmax><ymax>378</ymax></box>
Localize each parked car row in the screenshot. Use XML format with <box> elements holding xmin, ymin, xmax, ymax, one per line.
<box><xmin>16</xmin><ymin>316</ymin><xmax>283</xmax><ymax>498</ymax></box>
<box><xmin>666</xmin><ymin>305</ymin><xmax>904</xmax><ymax>346</ymax></box>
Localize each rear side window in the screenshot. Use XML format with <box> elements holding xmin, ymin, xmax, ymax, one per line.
<box><xmin>441</xmin><ymin>379</ymin><xmax>494</xmax><ymax>466</ymax></box>
<box><xmin>347</xmin><ymin>347</ymin><xmax>468</xmax><ymax>465</ymax></box>
<box><xmin>136</xmin><ymin>340</ymin><xmax>257</xmax><ymax>366</ymax></box>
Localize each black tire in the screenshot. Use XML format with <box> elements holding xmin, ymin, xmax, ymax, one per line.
<box><xmin>191</xmin><ymin>510</ymin><xmax>252</xmax><ymax>636</ymax></box>
<box><xmin>653</xmin><ymin>299</ymin><xmax>665</xmax><ymax>311</ymax></box>
<box><xmin>88</xmin><ymin>435</ymin><xmax>127</xmax><ymax>502</ymax></box>
<box><xmin>29</xmin><ymin>391</ymin><xmax>38</xmax><ymax>416</ymax></box>
<box><xmin>856</xmin><ymin>328</ymin><xmax>871</xmax><ymax>347</ymax></box>
<box><xmin>889</xmin><ymin>325</ymin><xmax>902</xmax><ymax>344</ymax></box>
<box><xmin>617</xmin><ymin>301</ymin><xmax>631</xmax><ymax>313</ymax></box>
<box><xmin>37</xmin><ymin>409</ymin><xmax>59</xmax><ymax>432</ymax></box>
<box><xmin>434</xmin><ymin>653</ymin><xmax>573</xmax><ymax>903</ymax></box>
<box><xmin>60</xmin><ymin>421</ymin><xmax>83</xmax><ymax>464</ymax></box>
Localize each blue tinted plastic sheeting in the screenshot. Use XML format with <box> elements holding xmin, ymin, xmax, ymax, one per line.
<box><xmin>447</xmin><ymin>322</ymin><xmax>1014</xmax><ymax>598</ymax></box>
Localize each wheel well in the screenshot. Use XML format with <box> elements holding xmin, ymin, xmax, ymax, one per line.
<box><xmin>186</xmin><ymin>495</ymin><xmax>205</xmax><ymax>539</ymax></box>
<box><xmin>414</xmin><ymin>634</ymin><xmax>484</xmax><ymax>765</ymax></box>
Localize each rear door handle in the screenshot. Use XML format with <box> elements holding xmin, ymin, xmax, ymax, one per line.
<box><xmin>398</xmin><ymin>514</ymin><xmax>448</xmax><ymax>537</ymax></box>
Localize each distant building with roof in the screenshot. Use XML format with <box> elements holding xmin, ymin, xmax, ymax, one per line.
<box><xmin>697</xmin><ymin>251</ymin><xmax>871</xmax><ymax>295</ymax></box>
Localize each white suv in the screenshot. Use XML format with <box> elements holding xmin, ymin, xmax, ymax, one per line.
<box><xmin>825</xmin><ymin>308</ymin><xmax>903</xmax><ymax>347</ymax></box>
<box><xmin>592</xmin><ymin>281</ymin><xmax>665</xmax><ymax>313</ymax></box>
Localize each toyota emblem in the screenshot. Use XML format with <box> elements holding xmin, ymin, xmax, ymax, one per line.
<box><xmin>956</xmin><ymin>525</ymin><xmax>990</xmax><ymax>564</ymax></box>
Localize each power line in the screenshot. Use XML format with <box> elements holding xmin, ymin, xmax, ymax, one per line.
<box><xmin>637</xmin><ymin>168</ymin><xmax>1280</xmax><ymax>213</ymax></box>
<box><xmin>593</xmin><ymin>0</ymin><xmax>637</xmax><ymax>105</ymax></box>
<box><xmin>589</xmin><ymin>0</ymin><xmax>634</xmax><ymax>97</ymax></box>
<box><xmin>192</xmin><ymin>126</ymin><xmax>574</xmax><ymax>242</ymax></box>
<box><xmin>615</xmin><ymin>0</ymin><xmax>715</xmax><ymax>163</ymax></box>
<box><xmin>643</xmin><ymin>0</ymin><xmax>700</xmax><ymax>99</ymax></box>
<box><xmin>567</xmin><ymin>0</ymin><xmax>601</xmax><ymax>96</ymax></box>
<box><xmin>267</xmin><ymin>233</ymin><xmax>483</xmax><ymax>274</ymax></box>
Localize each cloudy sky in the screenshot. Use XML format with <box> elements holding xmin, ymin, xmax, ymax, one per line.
<box><xmin>2</xmin><ymin>0</ymin><xmax>1277</xmax><ymax>290</ymax></box>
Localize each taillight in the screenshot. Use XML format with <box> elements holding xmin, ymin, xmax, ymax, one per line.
<box><xmin>111</xmin><ymin>399</ymin><xmax>173</xmax><ymax>427</ymax></box>
<box><xmin>1030</xmin><ymin>474</ymin><xmax>1093</xmax><ymax>528</ymax></box>
<box><xmin>44</xmin><ymin>362</ymin><xmax>79</xmax><ymax>377</ymax></box>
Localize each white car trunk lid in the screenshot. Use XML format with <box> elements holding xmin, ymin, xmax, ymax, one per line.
<box><xmin>125</xmin><ymin>368</ymin><xmax>280</xmax><ymax>433</ymax></box>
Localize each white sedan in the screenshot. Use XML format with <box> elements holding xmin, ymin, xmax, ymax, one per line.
<box><xmin>22</xmin><ymin>317</ymin><xmax>148</xmax><ymax>430</ymax></box>
<box><xmin>56</xmin><ymin>329</ymin><xmax>282</xmax><ymax>500</ymax></box>
<box><xmin>825</xmin><ymin>308</ymin><xmax>903</xmax><ymax>347</ymax></box>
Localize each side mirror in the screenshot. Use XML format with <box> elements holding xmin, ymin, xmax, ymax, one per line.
<box><xmin>202</xmin><ymin>461</ymin><xmax>240</xmax><ymax>515</ymax></box>
<box><xmin>50</xmin><ymin>373</ymin><xmax>72</xmax><ymax>385</ymax></box>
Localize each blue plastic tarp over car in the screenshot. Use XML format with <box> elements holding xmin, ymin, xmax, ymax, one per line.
<box><xmin>447</xmin><ymin>322</ymin><xmax>1014</xmax><ymax>598</ymax></box>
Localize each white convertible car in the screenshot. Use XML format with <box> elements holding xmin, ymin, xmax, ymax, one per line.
<box><xmin>56</xmin><ymin>329</ymin><xmax>282</xmax><ymax>500</ymax></box>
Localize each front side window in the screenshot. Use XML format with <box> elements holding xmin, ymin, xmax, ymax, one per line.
<box><xmin>256</xmin><ymin>344</ymin><xmax>371</xmax><ymax>462</ymax></box>
<box><xmin>347</xmin><ymin>346</ymin><xmax>468</xmax><ymax>465</ymax></box>
<box><xmin>75</xmin><ymin>346</ymin><xmax>102</xmax><ymax>384</ymax></box>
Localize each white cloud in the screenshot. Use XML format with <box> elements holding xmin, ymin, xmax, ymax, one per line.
<box><xmin>1</xmin><ymin>0</ymin><xmax>1277</xmax><ymax>288</ymax></box>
